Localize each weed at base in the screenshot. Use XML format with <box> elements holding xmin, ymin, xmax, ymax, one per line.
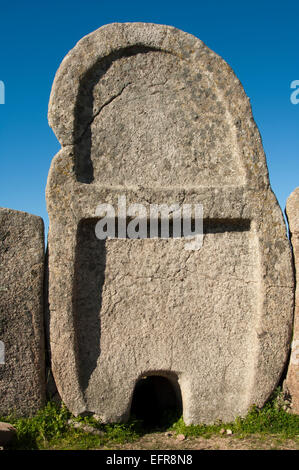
<box><xmin>1</xmin><ymin>387</ymin><xmax>299</xmax><ymax>450</ymax></box>
<box><xmin>1</xmin><ymin>401</ymin><xmax>144</xmax><ymax>450</ymax></box>
<box><xmin>170</xmin><ymin>388</ymin><xmax>299</xmax><ymax>440</ymax></box>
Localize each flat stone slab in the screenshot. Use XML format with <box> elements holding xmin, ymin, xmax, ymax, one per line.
<box><xmin>47</xmin><ymin>23</ymin><xmax>294</xmax><ymax>424</ymax></box>
<box><xmin>0</xmin><ymin>208</ymin><xmax>45</xmax><ymax>416</ymax></box>
<box><xmin>285</xmin><ymin>187</ymin><xmax>299</xmax><ymax>413</ymax></box>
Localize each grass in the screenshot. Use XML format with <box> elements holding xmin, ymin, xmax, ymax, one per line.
<box><xmin>171</xmin><ymin>388</ymin><xmax>299</xmax><ymax>440</ymax></box>
<box><xmin>1</xmin><ymin>388</ymin><xmax>299</xmax><ymax>450</ymax></box>
<box><xmin>1</xmin><ymin>402</ymin><xmax>144</xmax><ymax>450</ymax></box>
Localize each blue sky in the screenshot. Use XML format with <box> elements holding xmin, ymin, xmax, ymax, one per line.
<box><xmin>0</xmin><ymin>0</ymin><xmax>298</xmax><ymax>236</ymax></box>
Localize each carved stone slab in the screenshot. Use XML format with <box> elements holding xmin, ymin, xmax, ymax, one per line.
<box><xmin>47</xmin><ymin>23</ymin><xmax>294</xmax><ymax>424</ymax></box>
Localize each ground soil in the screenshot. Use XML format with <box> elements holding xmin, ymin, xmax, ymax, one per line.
<box><xmin>99</xmin><ymin>431</ymin><xmax>299</xmax><ymax>450</ymax></box>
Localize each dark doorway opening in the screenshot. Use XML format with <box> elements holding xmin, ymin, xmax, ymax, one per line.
<box><xmin>130</xmin><ymin>374</ymin><xmax>183</xmax><ymax>429</ymax></box>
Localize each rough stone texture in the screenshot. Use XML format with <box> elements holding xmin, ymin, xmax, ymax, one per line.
<box><xmin>0</xmin><ymin>422</ymin><xmax>16</xmax><ymax>446</ymax></box>
<box><xmin>0</xmin><ymin>208</ymin><xmax>45</xmax><ymax>416</ymax></box>
<box><xmin>285</xmin><ymin>187</ymin><xmax>299</xmax><ymax>414</ymax></box>
<box><xmin>46</xmin><ymin>23</ymin><xmax>294</xmax><ymax>424</ymax></box>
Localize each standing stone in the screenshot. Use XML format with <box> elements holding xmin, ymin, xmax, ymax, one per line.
<box><xmin>0</xmin><ymin>208</ymin><xmax>45</xmax><ymax>416</ymax></box>
<box><xmin>285</xmin><ymin>187</ymin><xmax>299</xmax><ymax>413</ymax></box>
<box><xmin>46</xmin><ymin>23</ymin><xmax>294</xmax><ymax>424</ymax></box>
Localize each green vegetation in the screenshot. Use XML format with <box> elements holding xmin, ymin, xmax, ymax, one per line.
<box><xmin>1</xmin><ymin>388</ymin><xmax>299</xmax><ymax>450</ymax></box>
<box><xmin>172</xmin><ymin>389</ymin><xmax>299</xmax><ymax>439</ymax></box>
<box><xmin>1</xmin><ymin>402</ymin><xmax>143</xmax><ymax>450</ymax></box>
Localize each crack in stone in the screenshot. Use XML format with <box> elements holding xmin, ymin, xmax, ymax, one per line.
<box><xmin>74</xmin><ymin>82</ymin><xmax>132</xmax><ymax>144</ymax></box>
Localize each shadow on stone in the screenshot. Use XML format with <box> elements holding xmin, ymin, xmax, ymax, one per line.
<box><xmin>73</xmin><ymin>219</ymin><xmax>106</xmax><ymax>391</ymax></box>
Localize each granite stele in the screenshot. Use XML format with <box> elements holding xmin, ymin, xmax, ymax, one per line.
<box><xmin>285</xmin><ymin>187</ymin><xmax>299</xmax><ymax>414</ymax></box>
<box><xmin>46</xmin><ymin>23</ymin><xmax>294</xmax><ymax>424</ymax></box>
<box><xmin>0</xmin><ymin>208</ymin><xmax>45</xmax><ymax>416</ymax></box>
